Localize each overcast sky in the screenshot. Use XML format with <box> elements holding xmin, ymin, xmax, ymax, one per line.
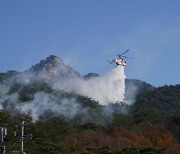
<box><xmin>0</xmin><ymin>0</ymin><xmax>180</xmax><ymax>86</ymax></box>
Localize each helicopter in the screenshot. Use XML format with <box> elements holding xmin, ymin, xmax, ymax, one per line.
<box><xmin>108</xmin><ymin>49</ymin><xmax>129</xmax><ymax>67</ymax></box>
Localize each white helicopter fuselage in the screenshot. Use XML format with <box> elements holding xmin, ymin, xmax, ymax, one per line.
<box><xmin>109</xmin><ymin>58</ymin><xmax>127</xmax><ymax>66</ymax></box>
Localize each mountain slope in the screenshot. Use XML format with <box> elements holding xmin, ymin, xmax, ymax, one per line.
<box><xmin>133</xmin><ymin>84</ymin><xmax>180</xmax><ymax>113</ymax></box>
<box><xmin>29</xmin><ymin>55</ymin><xmax>80</xmax><ymax>82</ymax></box>
<box><xmin>125</xmin><ymin>79</ymin><xmax>154</xmax><ymax>104</ymax></box>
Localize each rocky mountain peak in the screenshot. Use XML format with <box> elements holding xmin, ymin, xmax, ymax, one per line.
<box><xmin>45</xmin><ymin>55</ymin><xmax>64</xmax><ymax>66</ymax></box>
<box><xmin>30</xmin><ymin>55</ymin><xmax>65</xmax><ymax>72</ymax></box>
<box><xmin>29</xmin><ymin>55</ymin><xmax>80</xmax><ymax>82</ymax></box>
<box><xmin>83</xmin><ymin>73</ymin><xmax>100</xmax><ymax>79</ymax></box>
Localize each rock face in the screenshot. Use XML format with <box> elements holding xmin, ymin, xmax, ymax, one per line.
<box><xmin>29</xmin><ymin>55</ymin><xmax>80</xmax><ymax>82</ymax></box>
<box><xmin>83</xmin><ymin>73</ymin><xmax>100</xmax><ymax>80</ymax></box>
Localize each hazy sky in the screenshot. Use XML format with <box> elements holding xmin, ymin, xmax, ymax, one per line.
<box><xmin>0</xmin><ymin>0</ymin><xmax>180</xmax><ymax>86</ymax></box>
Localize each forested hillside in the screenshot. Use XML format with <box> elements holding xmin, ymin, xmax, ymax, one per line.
<box><xmin>0</xmin><ymin>56</ymin><xmax>180</xmax><ymax>153</ymax></box>
<box><xmin>0</xmin><ymin>79</ymin><xmax>180</xmax><ymax>153</ymax></box>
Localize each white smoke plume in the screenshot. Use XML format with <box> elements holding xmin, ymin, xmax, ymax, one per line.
<box><xmin>0</xmin><ymin>73</ymin><xmax>87</xmax><ymax>121</ymax></box>
<box><xmin>15</xmin><ymin>92</ymin><xmax>86</xmax><ymax>121</ymax></box>
<box><xmin>54</xmin><ymin>66</ymin><xmax>126</xmax><ymax>105</ymax></box>
<box><xmin>124</xmin><ymin>83</ymin><xmax>138</xmax><ymax>105</ymax></box>
<box><xmin>0</xmin><ymin>65</ymin><xmax>127</xmax><ymax>122</ymax></box>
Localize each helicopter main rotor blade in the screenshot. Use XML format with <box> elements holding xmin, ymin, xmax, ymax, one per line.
<box><xmin>121</xmin><ymin>56</ymin><xmax>135</xmax><ymax>59</ymax></box>
<box><xmin>119</xmin><ymin>49</ymin><xmax>129</xmax><ymax>56</ymax></box>
<box><xmin>121</xmin><ymin>55</ymin><xmax>127</xmax><ymax>58</ymax></box>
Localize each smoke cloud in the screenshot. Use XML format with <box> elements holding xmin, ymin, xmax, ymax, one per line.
<box><xmin>124</xmin><ymin>82</ymin><xmax>139</xmax><ymax>105</ymax></box>
<box><xmin>54</xmin><ymin>66</ymin><xmax>126</xmax><ymax>105</ymax></box>
<box><xmin>0</xmin><ymin>65</ymin><xmax>128</xmax><ymax>122</ymax></box>
<box><xmin>0</xmin><ymin>83</ymin><xmax>87</xmax><ymax>121</ymax></box>
<box><xmin>15</xmin><ymin>92</ymin><xmax>86</xmax><ymax>121</ymax></box>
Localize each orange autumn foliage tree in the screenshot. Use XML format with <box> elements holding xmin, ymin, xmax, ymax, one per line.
<box><xmin>137</xmin><ymin>123</ymin><xmax>176</xmax><ymax>148</ymax></box>
<box><xmin>70</xmin><ymin>130</ymin><xmax>113</xmax><ymax>151</ymax></box>
<box><xmin>106</xmin><ymin>126</ymin><xmax>152</xmax><ymax>147</ymax></box>
<box><xmin>68</xmin><ymin>126</ymin><xmax>152</xmax><ymax>151</ymax></box>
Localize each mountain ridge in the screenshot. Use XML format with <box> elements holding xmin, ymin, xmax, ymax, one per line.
<box><xmin>29</xmin><ymin>55</ymin><xmax>80</xmax><ymax>82</ymax></box>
